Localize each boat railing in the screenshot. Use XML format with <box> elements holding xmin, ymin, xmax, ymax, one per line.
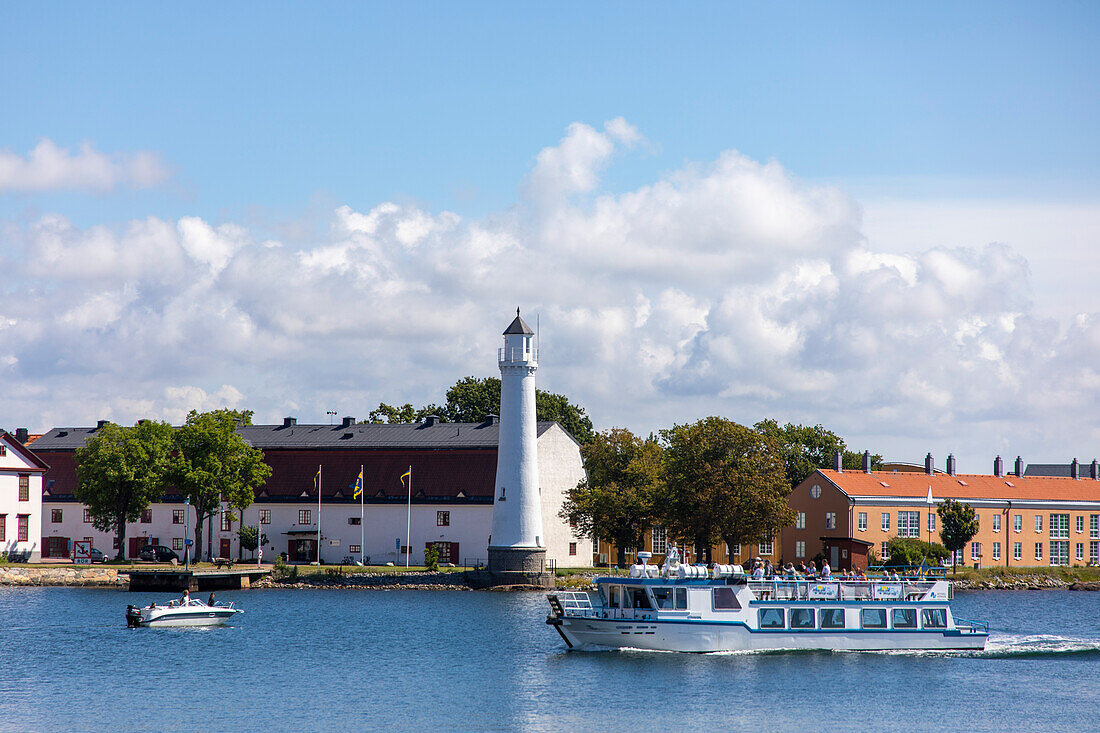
<box><xmin>747</xmin><ymin>579</ymin><xmax>937</xmax><ymax>602</ymax></box>
<box><xmin>954</xmin><ymin>616</ymin><xmax>989</xmax><ymax>635</ymax></box>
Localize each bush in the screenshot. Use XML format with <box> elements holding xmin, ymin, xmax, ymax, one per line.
<box><xmin>424</xmin><ymin>545</ymin><xmax>440</xmax><ymax>572</ymax></box>
<box><xmin>883</xmin><ymin>537</ymin><xmax>949</xmax><ymax>567</ymax></box>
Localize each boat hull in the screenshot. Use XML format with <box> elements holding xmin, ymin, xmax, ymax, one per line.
<box><xmin>553</xmin><ymin>616</ymin><xmax>987</xmax><ymax>652</ymax></box>
<box><xmin>140</xmin><ymin>609</ymin><xmax>240</xmax><ymax>627</ymax></box>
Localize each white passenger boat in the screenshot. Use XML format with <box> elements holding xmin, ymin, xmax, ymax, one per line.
<box><xmin>126</xmin><ymin>597</ymin><xmax>243</xmax><ymax>628</ymax></box>
<box><xmin>547</xmin><ymin>550</ymin><xmax>987</xmax><ymax>652</ymax></box>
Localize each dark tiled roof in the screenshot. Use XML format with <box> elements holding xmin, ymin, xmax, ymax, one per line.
<box><xmin>503</xmin><ymin>311</ymin><xmax>534</xmax><ymax>335</ymax></box>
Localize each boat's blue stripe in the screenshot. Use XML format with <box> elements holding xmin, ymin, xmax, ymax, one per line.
<box><xmin>566</xmin><ymin>617</ymin><xmax>986</xmax><ymax>636</ymax></box>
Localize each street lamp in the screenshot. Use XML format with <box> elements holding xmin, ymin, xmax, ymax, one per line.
<box><xmin>326</xmin><ymin>410</ymin><xmax>337</xmax><ymax>424</ymax></box>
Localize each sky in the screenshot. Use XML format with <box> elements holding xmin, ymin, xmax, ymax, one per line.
<box><xmin>2</xmin><ymin>2</ymin><xmax>1099</xmax><ymax>471</ymax></box>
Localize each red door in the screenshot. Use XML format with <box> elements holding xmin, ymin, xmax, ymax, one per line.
<box><xmin>129</xmin><ymin>537</ymin><xmax>150</xmax><ymax>558</ymax></box>
<box><xmin>219</xmin><ymin>538</ymin><xmax>231</xmax><ymax>559</ymax></box>
<box><xmin>426</xmin><ymin>541</ymin><xmax>459</xmax><ymax>564</ymax></box>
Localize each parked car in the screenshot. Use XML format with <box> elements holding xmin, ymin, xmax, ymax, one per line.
<box><xmin>89</xmin><ymin>547</ymin><xmax>107</xmax><ymax>563</ymax></box>
<box><xmin>139</xmin><ymin>545</ymin><xmax>179</xmax><ymax>563</ymax></box>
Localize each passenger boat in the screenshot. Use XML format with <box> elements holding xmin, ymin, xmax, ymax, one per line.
<box><xmin>546</xmin><ymin>550</ymin><xmax>987</xmax><ymax>652</ymax></box>
<box><xmin>126</xmin><ymin>597</ymin><xmax>243</xmax><ymax>628</ymax></box>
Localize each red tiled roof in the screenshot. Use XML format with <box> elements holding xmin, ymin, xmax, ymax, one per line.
<box><xmin>818</xmin><ymin>469</ymin><xmax>1100</xmax><ymax>502</ymax></box>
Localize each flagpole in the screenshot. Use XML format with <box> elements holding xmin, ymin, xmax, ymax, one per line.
<box><xmin>405</xmin><ymin>464</ymin><xmax>412</xmax><ymax>568</ymax></box>
<box><xmin>360</xmin><ymin>464</ymin><xmax>365</xmax><ymax>565</ymax></box>
<box><xmin>317</xmin><ymin>464</ymin><xmax>322</xmax><ymax>564</ymax></box>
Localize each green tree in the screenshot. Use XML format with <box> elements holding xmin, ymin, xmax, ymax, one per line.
<box><xmin>883</xmin><ymin>537</ymin><xmax>950</xmax><ymax>568</ymax></box>
<box><xmin>938</xmin><ymin>498</ymin><xmax>979</xmax><ymax>574</ymax></box>
<box><xmin>560</xmin><ymin>429</ymin><xmax>662</xmax><ymax>567</ymax></box>
<box><xmin>238</xmin><ymin>525</ymin><xmax>267</xmax><ymax>557</ymax></box>
<box><xmin>74</xmin><ymin>420</ymin><xmax>175</xmax><ymax>560</ymax></box>
<box><xmin>169</xmin><ymin>409</ymin><xmax>272</xmax><ymax>562</ymax></box>
<box><xmin>660</xmin><ymin>417</ymin><xmax>794</xmax><ymax>564</ymax></box>
<box><xmin>753</xmin><ymin>419</ymin><xmax>883</xmax><ymax>488</ymax></box>
<box><xmin>368</xmin><ymin>403</ymin><xmax>428</xmax><ymax>424</ymax></box>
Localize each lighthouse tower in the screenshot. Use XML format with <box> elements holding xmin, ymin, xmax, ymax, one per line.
<box><xmin>487</xmin><ymin>308</ymin><xmax>547</xmax><ymax>577</ymax></box>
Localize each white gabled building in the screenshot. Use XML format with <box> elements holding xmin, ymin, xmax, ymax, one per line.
<box><xmin>0</xmin><ymin>430</ymin><xmax>48</xmax><ymax>562</ymax></box>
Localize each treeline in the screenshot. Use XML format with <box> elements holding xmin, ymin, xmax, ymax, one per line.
<box><xmin>562</xmin><ymin>417</ymin><xmax>883</xmax><ymax>567</ymax></box>
<box><xmin>74</xmin><ymin>409</ymin><xmax>270</xmax><ymax>561</ymax></box>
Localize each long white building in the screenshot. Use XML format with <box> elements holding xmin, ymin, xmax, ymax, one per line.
<box><xmin>0</xmin><ymin>430</ymin><xmax>48</xmax><ymax>562</ymax></box>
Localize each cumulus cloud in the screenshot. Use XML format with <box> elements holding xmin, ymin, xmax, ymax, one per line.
<box><xmin>0</xmin><ymin>138</ymin><xmax>169</xmax><ymax>193</ymax></box>
<box><xmin>2</xmin><ymin>120</ymin><xmax>1098</xmax><ymax>467</ymax></box>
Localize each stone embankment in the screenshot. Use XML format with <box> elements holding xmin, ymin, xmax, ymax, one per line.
<box><xmin>256</xmin><ymin>571</ymin><xmax>475</xmax><ymax>591</ymax></box>
<box><xmin>0</xmin><ymin>566</ymin><xmax>126</xmax><ymax>587</ymax></box>
<box><xmin>950</xmin><ymin>573</ymin><xmax>1100</xmax><ymax>591</ymax></box>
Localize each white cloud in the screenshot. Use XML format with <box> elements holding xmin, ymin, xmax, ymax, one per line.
<box><xmin>0</xmin><ymin>138</ymin><xmax>170</xmax><ymax>193</ymax></box>
<box><xmin>2</xmin><ymin>120</ymin><xmax>1099</xmax><ymax>469</ymax></box>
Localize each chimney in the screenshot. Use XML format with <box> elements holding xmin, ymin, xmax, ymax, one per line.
<box><xmin>834</xmin><ymin>449</ymin><xmax>843</xmax><ymax>473</ymax></box>
<box><xmin>947</xmin><ymin>454</ymin><xmax>956</xmax><ymax>476</ymax></box>
<box><xmin>96</xmin><ymin>420</ymin><xmax>108</xmax><ymax>429</ymax></box>
<box><xmin>484</xmin><ymin>414</ymin><xmax>499</xmax><ymax>425</ymax></box>
<box><xmin>1015</xmin><ymin>456</ymin><xmax>1024</xmax><ymax>477</ymax></box>
<box><xmin>424</xmin><ymin>415</ymin><xmax>439</xmax><ymax>427</ymax></box>
<box><xmin>1071</xmin><ymin>458</ymin><xmax>1080</xmax><ymax>480</ymax></box>
<box><xmin>925</xmin><ymin>452</ymin><xmax>934</xmax><ymax>475</ymax></box>
<box><xmin>994</xmin><ymin>455</ymin><xmax>1003</xmax><ymax>477</ymax></box>
<box><xmin>15</xmin><ymin>428</ymin><xmax>28</xmax><ymax>443</ymax></box>
<box><xmin>341</xmin><ymin>416</ymin><xmax>355</xmax><ymax>428</ymax></box>
<box><xmin>862</xmin><ymin>451</ymin><xmax>871</xmax><ymax>474</ymax></box>
<box><xmin>1091</xmin><ymin>460</ymin><xmax>1099</xmax><ymax>481</ymax></box>
<box><xmin>283</xmin><ymin>417</ymin><xmax>297</xmax><ymax>428</ymax></box>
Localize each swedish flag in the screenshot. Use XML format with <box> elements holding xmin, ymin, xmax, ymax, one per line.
<box><xmin>400</xmin><ymin>468</ymin><xmax>411</xmax><ymax>487</ymax></box>
<box><xmin>353</xmin><ymin>469</ymin><xmax>363</xmax><ymax>500</ymax></box>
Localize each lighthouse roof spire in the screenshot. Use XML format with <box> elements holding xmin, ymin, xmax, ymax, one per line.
<box><xmin>503</xmin><ymin>308</ymin><xmax>534</xmax><ymax>335</ymax></box>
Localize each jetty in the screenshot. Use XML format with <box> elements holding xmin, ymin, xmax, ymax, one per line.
<box><xmin>122</xmin><ymin>567</ymin><xmax>271</xmax><ymax>592</ymax></box>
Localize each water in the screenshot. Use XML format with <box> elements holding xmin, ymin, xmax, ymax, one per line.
<box><xmin>1</xmin><ymin>587</ymin><xmax>1097</xmax><ymax>732</ymax></box>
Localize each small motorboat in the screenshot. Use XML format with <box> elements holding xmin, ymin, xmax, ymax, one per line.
<box><xmin>126</xmin><ymin>596</ymin><xmax>243</xmax><ymax>628</ymax></box>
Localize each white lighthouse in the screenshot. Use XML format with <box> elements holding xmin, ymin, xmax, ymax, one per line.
<box><xmin>487</xmin><ymin>308</ymin><xmax>547</xmax><ymax>576</ymax></box>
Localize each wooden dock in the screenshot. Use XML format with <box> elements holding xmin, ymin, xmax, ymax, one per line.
<box><xmin>121</xmin><ymin>567</ymin><xmax>271</xmax><ymax>592</ymax></box>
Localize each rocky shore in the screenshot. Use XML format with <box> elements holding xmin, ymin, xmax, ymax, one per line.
<box><xmin>256</xmin><ymin>571</ymin><xmax>475</xmax><ymax>591</ymax></box>
<box><xmin>949</xmin><ymin>573</ymin><xmax>1100</xmax><ymax>591</ymax></box>
<box><xmin>0</xmin><ymin>566</ymin><xmax>126</xmax><ymax>587</ymax></box>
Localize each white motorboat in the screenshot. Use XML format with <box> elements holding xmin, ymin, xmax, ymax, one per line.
<box><xmin>546</xmin><ymin>549</ymin><xmax>987</xmax><ymax>652</ymax></box>
<box><xmin>126</xmin><ymin>597</ymin><xmax>243</xmax><ymax>628</ymax></box>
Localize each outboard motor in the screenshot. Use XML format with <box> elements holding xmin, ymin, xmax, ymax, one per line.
<box><xmin>125</xmin><ymin>604</ymin><xmax>142</xmax><ymax>628</ymax></box>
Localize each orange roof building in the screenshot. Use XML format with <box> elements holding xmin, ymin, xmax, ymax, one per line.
<box><xmin>784</xmin><ymin>454</ymin><xmax>1100</xmax><ymax>571</ymax></box>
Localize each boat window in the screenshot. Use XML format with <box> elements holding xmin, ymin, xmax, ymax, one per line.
<box><xmin>891</xmin><ymin>608</ymin><xmax>917</xmax><ymax>629</ymax></box>
<box><xmin>712</xmin><ymin>587</ymin><xmax>740</xmax><ymax>610</ymax></box>
<box><xmin>789</xmin><ymin>608</ymin><xmax>814</xmax><ymax>629</ymax></box>
<box><xmin>861</xmin><ymin>608</ymin><xmax>887</xmax><ymax>629</ymax></box>
<box><xmin>758</xmin><ymin>608</ymin><xmax>785</xmax><ymax>629</ymax></box>
<box><xmin>652</xmin><ymin>588</ymin><xmax>673</xmax><ymax>609</ymax></box>
<box><xmin>631</xmin><ymin>588</ymin><xmax>653</xmax><ymax>609</ymax></box>
<box><xmin>820</xmin><ymin>608</ymin><xmax>845</xmax><ymax>629</ymax></box>
<box><xmin>922</xmin><ymin>608</ymin><xmax>947</xmax><ymax>628</ymax></box>
<box><xmin>675</xmin><ymin>587</ymin><xmax>687</xmax><ymax>610</ymax></box>
<box><xmin>597</xmin><ymin>585</ymin><xmax>608</xmax><ymax>607</ymax></box>
<box><xmin>608</xmin><ymin>585</ymin><xmax>620</xmax><ymax>608</ymax></box>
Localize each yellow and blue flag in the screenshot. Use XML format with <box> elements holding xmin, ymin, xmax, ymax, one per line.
<box><xmin>400</xmin><ymin>468</ymin><xmax>411</xmax><ymax>488</ymax></box>
<box><xmin>314</xmin><ymin>466</ymin><xmax>321</xmax><ymax>491</ymax></box>
<box><xmin>353</xmin><ymin>469</ymin><xmax>363</xmax><ymax>500</ymax></box>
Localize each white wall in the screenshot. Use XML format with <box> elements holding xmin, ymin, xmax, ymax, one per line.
<box><xmin>537</xmin><ymin>424</ymin><xmax>593</xmax><ymax>568</ymax></box>
<box><xmin>0</xmin><ymin>435</ymin><xmax>43</xmax><ymax>561</ymax></box>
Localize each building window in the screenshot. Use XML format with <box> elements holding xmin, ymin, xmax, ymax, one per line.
<box><xmin>172</xmin><ymin>509</ymin><xmax>184</xmax><ymax>524</ymax></box>
<box><xmin>112</xmin><ymin>537</ymin><xmax>119</xmax><ymax>549</ymax></box>
<box><xmin>971</xmin><ymin>542</ymin><xmax>981</xmax><ymax>561</ymax></box>
<box><xmin>349</xmin><ymin>544</ymin><xmax>361</xmax><ymax>554</ymax></box>
<box><xmin>795</xmin><ymin>541</ymin><xmax>806</xmax><ymax>558</ymax></box>
<box><xmin>1091</xmin><ymin>541</ymin><xmax>1099</xmax><ymax>564</ymax></box>
<box><xmin>347</xmin><ymin>517</ymin><xmax>361</xmax><ymax>526</ymax></box>
<box><xmin>1013</xmin><ymin>542</ymin><xmax>1022</xmax><ymax>561</ymax></box>
<box><xmin>259</xmin><ymin>509</ymin><xmax>271</xmax><ymax>525</ymax></box>
<box><xmin>1034</xmin><ymin>543</ymin><xmax>1043</xmax><ymax>561</ymax></box>
<box><xmin>927</xmin><ymin>513</ymin><xmax>935</xmax><ymax>533</ymax></box>
<box><xmin>991</xmin><ymin>514</ymin><xmax>1000</xmax><ymax>533</ymax></box>
<box><xmin>858</xmin><ymin>512</ymin><xmax>867</xmax><ymax>531</ymax></box>
<box><xmin>651</xmin><ymin>526</ymin><xmax>667</xmax><ymax>554</ymax></box>
<box><xmin>881</xmin><ymin>513</ymin><xmax>890</xmax><ymax>532</ymax></box>
<box><xmin>51</xmin><ymin>508</ymin><xmax>63</xmax><ymax>523</ymax></box>
<box><xmin>1076</xmin><ymin>515</ymin><xmax>1085</xmax><ymax>534</ymax></box>
<box><xmin>1035</xmin><ymin>515</ymin><xmax>1042</xmax><ymax>533</ymax></box>
<box><xmin>141</xmin><ymin>509</ymin><xmax>152</xmax><ymax>524</ymax></box>
<box><xmin>1076</xmin><ymin>543</ymin><xmax>1084</xmax><ymax>562</ymax></box>
<box><xmin>569</xmin><ymin>542</ymin><xmax>577</xmax><ymax>556</ymax></box>
<box><xmin>992</xmin><ymin>542</ymin><xmax>1001</xmax><ymax>561</ymax></box>
<box><xmin>0</xmin><ymin>515</ymin><xmax>5</xmax><ymax>541</ymax></box>
<box><xmin>1050</xmin><ymin>541</ymin><xmax>1069</xmax><ymax>566</ymax></box>
<box><xmin>759</xmin><ymin>536</ymin><xmax>773</xmax><ymax>556</ymax></box>
<box><xmin>220</xmin><ymin>513</ymin><xmax>232</xmax><ymax>532</ymax></box>
<box><xmin>796</xmin><ymin>512</ymin><xmax>805</xmax><ymax>529</ymax></box>
<box><xmin>898</xmin><ymin>511</ymin><xmax>920</xmax><ymax>538</ymax></box>
<box><xmin>17</xmin><ymin>515</ymin><xmax>28</xmax><ymax>542</ymax></box>
<box><xmin>1014</xmin><ymin>514</ymin><xmax>1022</xmax><ymax>533</ymax></box>
<box><xmin>1050</xmin><ymin>514</ymin><xmax>1069</xmax><ymax>540</ymax></box>
<box><xmin>1089</xmin><ymin>515</ymin><xmax>1099</xmax><ymax>540</ymax></box>
<box><xmin>881</xmin><ymin>542</ymin><xmax>891</xmax><ymax>560</ymax></box>
<box><xmin>172</xmin><ymin>538</ymin><xmax>183</xmax><ymax>551</ymax></box>
<box><xmin>825</xmin><ymin>513</ymin><xmax>836</xmax><ymax>530</ymax></box>
<box><xmin>299</xmin><ymin>510</ymin><xmax>311</xmax><ymax>525</ymax></box>
<box><xmin>84</xmin><ymin>509</ymin><xmax>93</xmax><ymax>524</ymax></box>
<box><xmin>437</xmin><ymin>511</ymin><xmax>450</xmax><ymax>527</ymax></box>
<box><xmin>18</xmin><ymin>475</ymin><xmax>29</xmax><ymax>501</ymax></box>
<box><xmin>951</xmin><ymin>549</ymin><xmax>964</xmax><ymax>566</ymax></box>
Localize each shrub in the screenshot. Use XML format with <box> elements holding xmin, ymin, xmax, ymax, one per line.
<box><xmin>424</xmin><ymin>545</ymin><xmax>440</xmax><ymax>572</ymax></box>
<box><xmin>883</xmin><ymin>537</ymin><xmax>950</xmax><ymax>568</ymax></box>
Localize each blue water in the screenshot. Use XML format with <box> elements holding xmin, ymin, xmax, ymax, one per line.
<box><xmin>0</xmin><ymin>587</ymin><xmax>1097</xmax><ymax>732</ymax></box>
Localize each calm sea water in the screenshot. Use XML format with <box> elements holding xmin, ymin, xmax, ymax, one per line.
<box><xmin>0</xmin><ymin>586</ymin><xmax>1097</xmax><ymax>732</ymax></box>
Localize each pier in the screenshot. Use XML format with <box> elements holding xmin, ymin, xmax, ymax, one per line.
<box><xmin>122</xmin><ymin>568</ymin><xmax>271</xmax><ymax>592</ymax></box>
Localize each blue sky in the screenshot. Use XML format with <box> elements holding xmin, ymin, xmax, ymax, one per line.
<box><xmin>2</xmin><ymin>2</ymin><xmax>1099</xmax><ymax>469</ymax></box>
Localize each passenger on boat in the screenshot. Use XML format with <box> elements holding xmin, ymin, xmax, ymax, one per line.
<box><xmin>805</xmin><ymin>561</ymin><xmax>817</xmax><ymax>579</ymax></box>
<box><xmin>854</xmin><ymin>566</ymin><xmax>867</xmax><ymax>580</ymax></box>
<box><xmin>783</xmin><ymin>562</ymin><xmax>797</xmax><ymax>579</ymax></box>
<box><xmin>752</xmin><ymin>562</ymin><xmax>765</xmax><ymax>579</ymax></box>
<box><xmin>764</xmin><ymin>560</ymin><xmax>774</xmax><ymax>577</ymax></box>
<box><xmin>821</xmin><ymin>560</ymin><xmax>831</xmax><ymax>579</ymax></box>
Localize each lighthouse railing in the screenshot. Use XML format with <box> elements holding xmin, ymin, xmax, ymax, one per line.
<box><xmin>498</xmin><ymin>347</ymin><xmax>538</xmax><ymax>364</ymax></box>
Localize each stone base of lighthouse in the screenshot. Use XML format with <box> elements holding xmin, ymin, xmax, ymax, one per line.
<box><xmin>467</xmin><ymin>546</ymin><xmax>554</xmax><ymax>588</ymax></box>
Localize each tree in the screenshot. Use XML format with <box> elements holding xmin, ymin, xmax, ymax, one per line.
<box><xmin>883</xmin><ymin>537</ymin><xmax>950</xmax><ymax>568</ymax></box>
<box><xmin>753</xmin><ymin>419</ymin><xmax>883</xmax><ymax>488</ymax></box>
<box><xmin>367</xmin><ymin>402</ymin><xmax>442</xmax><ymax>424</ymax></box>
<box><xmin>74</xmin><ymin>420</ymin><xmax>175</xmax><ymax>560</ymax></box>
<box><xmin>238</xmin><ymin>525</ymin><xmax>268</xmax><ymax>558</ymax></box>
<box><xmin>560</xmin><ymin>429</ymin><xmax>662</xmax><ymax>567</ymax></box>
<box><xmin>938</xmin><ymin>498</ymin><xmax>979</xmax><ymax>574</ymax></box>
<box><xmin>660</xmin><ymin>417</ymin><xmax>794</xmax><ymax>564</ymax></box>
<box><xmin>169</xmin><ymin>409</ymin><xmax>272</xmax><ymax>562</ymax></box>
